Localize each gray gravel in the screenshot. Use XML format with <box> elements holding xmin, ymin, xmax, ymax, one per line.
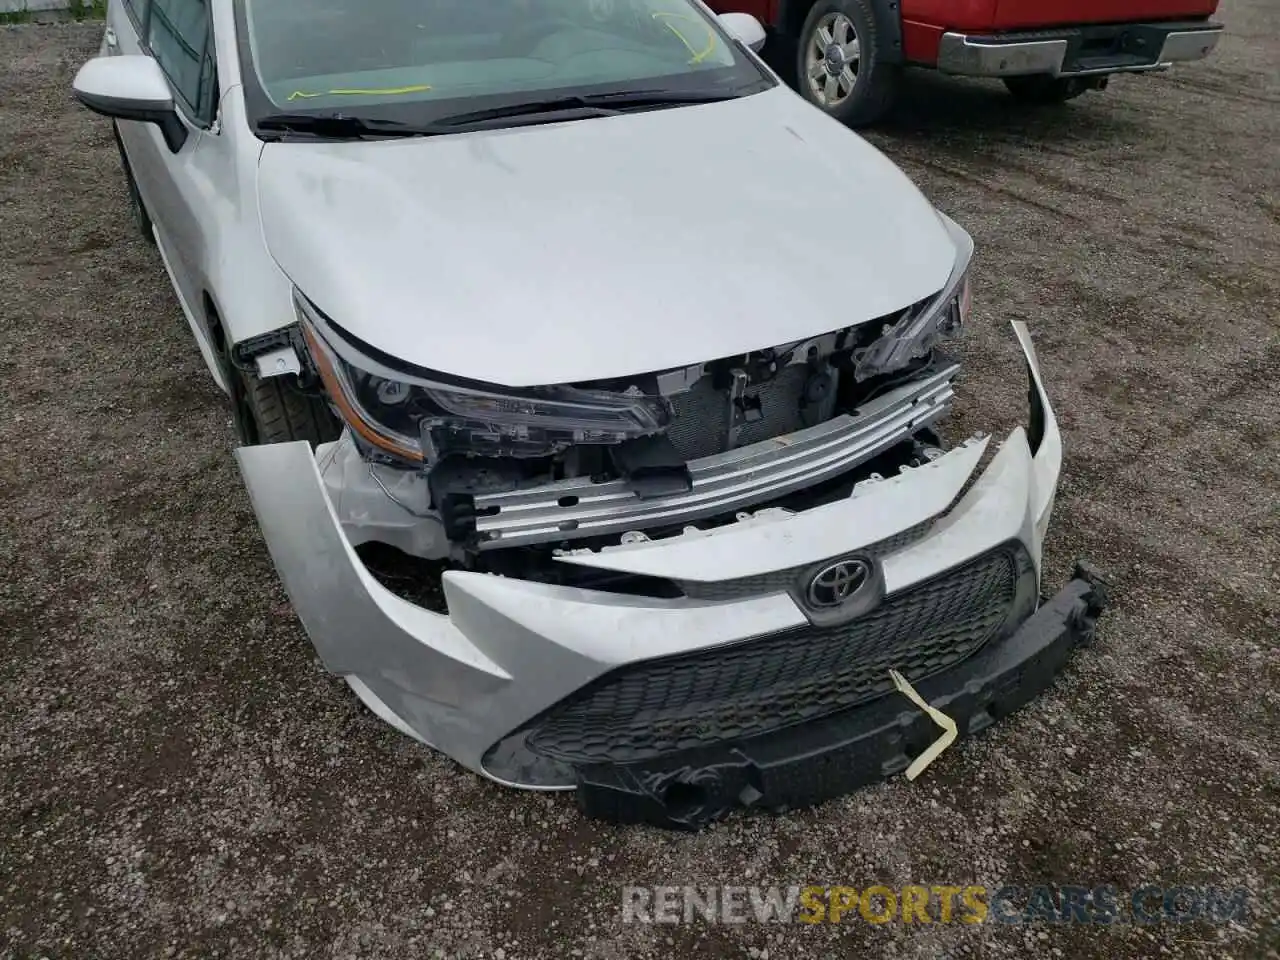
<box><xmin>1</xmin><ymin>2</ymin><xmax>1278</xmax><ymax>957</ymax></box>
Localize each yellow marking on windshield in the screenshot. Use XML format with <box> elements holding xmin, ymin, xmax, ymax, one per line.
<box><xmin>651</xmin><ymin>12</ymin><xmax>717</xmax><ymax>64</ymax></box>
<box><xmin>287</xmin><ymin>84</ymin><xmax>432</xmax><ymax>102</ymax></box>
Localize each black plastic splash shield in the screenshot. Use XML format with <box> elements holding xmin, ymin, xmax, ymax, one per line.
<box><xmin>573</xmin><ymin>561</ymin><xmax>1110</xmax><ymax>830</ymax></box>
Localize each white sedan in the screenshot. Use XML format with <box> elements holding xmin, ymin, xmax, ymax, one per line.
<box><xmin>73</xmin><ymin>0</ymin><xmax>1106</xmax><ymax>829</ymax></box>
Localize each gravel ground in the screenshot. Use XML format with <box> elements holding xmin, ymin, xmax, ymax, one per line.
<box><xmin>2</xmin><ymin>3</ymin><xmax>1277</xmax><ymax>958</ymax></box>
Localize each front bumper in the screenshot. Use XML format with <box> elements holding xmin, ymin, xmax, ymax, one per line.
<box><xmin>577</xmin><ymin>563</ymin><xmax>1108</xmax><ymax>829</ymax></box>
<box><xmin>936</xmin><ymin>21</ymin><xmax>1223</xmax><ymax>78</ymax></box>
<box><xmin>235</xmin><ymin>322</ymin><xmax>1086</xmax><ymax>819</ymax></box>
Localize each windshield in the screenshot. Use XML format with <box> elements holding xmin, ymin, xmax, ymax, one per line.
<box><xmin>238</xmin><ymin>0</ymin><xmax>768</xmax><ymax>124</ymax></box>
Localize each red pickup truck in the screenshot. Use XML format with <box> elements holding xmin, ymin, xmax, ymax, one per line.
<box><xmin>709</xmin><ymin>0</ymin><xmax>1223</xmax><ymax>125</ymax></box>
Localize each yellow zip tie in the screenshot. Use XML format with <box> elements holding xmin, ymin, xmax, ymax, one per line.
<box><xmin>889</xmin><ymin>669</ymin><xmax>958</xmax><ymax>781</ymax></box>
<box><xmin>651</xmin><ymin>12</ymin><xmax>717</xmax><ymax>64</ymax></box>
<box><xmin>287</xmin><ymin>84</ymin><xmax>432</xmax><ymax>101</ymax></box>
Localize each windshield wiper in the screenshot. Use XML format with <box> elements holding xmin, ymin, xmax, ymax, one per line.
<box><xmin>257</xmin><ymin>88</ymin><xmax>738</xmax><ymax>139</ymax></box>
<box><xmin>429</xmin><ymin>89</ymin><xmax>738</xmax><ymax>129</ymax></box>
<box><xmin>256</xmin><ymin>113</ymin><xmax>437</xmax><ymax>140</ymax></box>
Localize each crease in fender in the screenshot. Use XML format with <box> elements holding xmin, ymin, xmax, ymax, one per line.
<box><xmin>889</xmin><ymin>668</ymin><xmax>958</xmax><ymax>780</ymax></box>
<box><xmin>287</xmin><ymin>85</ymin><xmax>433</xmax><ymax>101</ymax></box>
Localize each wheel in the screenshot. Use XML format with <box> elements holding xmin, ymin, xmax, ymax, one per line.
<box><xmin>112</xmin><ymin>124</ymin><xmax>154</xmax><ymax>244</ymax></box>
<box><xmin>1002</xmin><ymin>75</ymin><xmax>1092</xmax><ymax>104</ymax></box>
<box><xmin>795</xmin><ymin>0</ymin><xmax>899</xmax><ymax>127</ymax></box>
<box><xmin>234</xmin><ymin>365</ymin><xmax>341</xmax><ymax>447</ymax></box>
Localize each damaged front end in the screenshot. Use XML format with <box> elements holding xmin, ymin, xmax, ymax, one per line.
<box><xmin>287</xmin><ymin>251</ymin><xmax>970</xmax><ymax>570</ymax></box>
<box><xmin>235</xmin><ymin>252</ymin><xmax>1107</xmax><ymax>829</ymax></box>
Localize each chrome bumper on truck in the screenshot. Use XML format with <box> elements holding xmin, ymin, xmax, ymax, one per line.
<box><xmin>937</xmin><ymin>21</ymin><xmax>1223</xmax><ymax>78</ymax></box>
<box><xmin>235</xmin><ymin>322</ymin><xmax>1108</xmax><ymax>828</ymax></box>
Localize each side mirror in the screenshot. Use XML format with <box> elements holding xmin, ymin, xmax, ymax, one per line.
<box><xmin>718</xmin><ymin>12</ymin><xmax>767</xmax><ymax>53</ymax></box>
<box><xmin>72</xmin><ymin>55</ymin><xmax>188</xmax><ymax>153</ymax></box>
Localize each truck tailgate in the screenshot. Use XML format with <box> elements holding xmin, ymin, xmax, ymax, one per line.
<box><xmin>992</xmin><ymin>0</ymin><xmax>1218</xmax><ymax>30</ymax></box>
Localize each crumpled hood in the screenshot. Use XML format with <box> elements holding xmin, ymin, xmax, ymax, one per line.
<box><xmin>257</xmin><ymin>85</ymin><xmax>961</xmax><ymax>387</ymax></box>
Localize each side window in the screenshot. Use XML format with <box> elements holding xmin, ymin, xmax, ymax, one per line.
<box><xmin>148</xmin><ymin>0</ymin><xmax>216</xmax><ymax>123</ymax></box>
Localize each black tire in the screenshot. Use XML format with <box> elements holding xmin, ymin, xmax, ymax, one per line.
<box><xmin>795</xmin><ymin>0</ymin><xmax>899</xmax><ymax>127</ymax></box>
<box><xmin>235</xmin><ymin>366</ymin><xmax>341</xmax><ymax>448</ymax></box>
<box><xmin>1002</xmin><ymin>75</ymin><xmax>1092</xmax><ymax>104</ymax></box>
<box><xmin>112</xmin><ymin>124</ymin><xmax>155</xmax><ymax>244</ymax></box>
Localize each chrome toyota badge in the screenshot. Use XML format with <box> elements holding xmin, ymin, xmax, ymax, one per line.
<box><xmin>806</xmin><ymin>558</ymin><xmax>873</xmax><ymax>609</ymax></box>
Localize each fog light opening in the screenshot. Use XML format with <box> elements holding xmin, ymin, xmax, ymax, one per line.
<box><xmin>663</xmin><ymin>780</ymin><xmax>708</xmax><ymax>817</ymax></box>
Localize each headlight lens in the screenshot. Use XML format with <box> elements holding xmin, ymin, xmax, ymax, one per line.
<box><xmin>853</xmin><ymin>222</ymin><xmax>974</xmax><ymax>382</ymax></box>
<box><xmin>298</xmin><ymin>296</ymin><xmax>670</xmax><ymax>464</ymax></box>
<box><xmin>853</xmin><ymin>269</ymin><xmax>970</xmax><ymax>381</ymax></box>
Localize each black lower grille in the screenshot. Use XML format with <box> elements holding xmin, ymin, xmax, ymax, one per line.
<box><xmin>523</xmin><ymin>547</ymin><xmax>1032</xmax><ymax>765</ymax></box>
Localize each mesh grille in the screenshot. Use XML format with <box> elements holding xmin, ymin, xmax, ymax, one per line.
<box><xmin>525</xmin><ymin>548</ymin><xmax>1023</xmax><ymax>765</ymax></box>
<box><xmin>665</xmin><ymin>366</ymin><xmax>810</xmax><ymax>461</ymax></box>
<box><xmin>665</xmin><ymin>380</ymin><xmax>729</xmax><ymax>461</ymax></box>
<box><xmin>736</xmin><ymin>365</ymin><xmax>810</xmax><ymax>447</ymax></box>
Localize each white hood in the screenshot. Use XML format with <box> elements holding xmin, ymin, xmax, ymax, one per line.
<box><xmin>257</xmin><ymin>85</ymin><xmax>960</xmax><ymax>387</ymax></box>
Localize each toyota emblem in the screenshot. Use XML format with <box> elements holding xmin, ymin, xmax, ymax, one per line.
<box><xmin>806</xmin><ymin>558</ymin><xmax>873</xmax><ymax>608</ymax></box>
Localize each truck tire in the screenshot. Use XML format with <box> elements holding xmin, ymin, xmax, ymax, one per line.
<box><xmin>1002</xmin><ymin>75</ymin><xmax>1092</xmax><ymax>104</ymax></box>
<box><xmin>235</xmin><ymin>366</ymin><xmax>341</xmax><ymax>448</ymax></box>
<box><xmin>795</xmin><ymin>0</ymin><xmax>899</xmax><ymax>127</ymax></box>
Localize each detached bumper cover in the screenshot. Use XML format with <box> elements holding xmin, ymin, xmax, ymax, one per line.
<box><xmin>235</xmin><ymin>321</ymin><xmax>1094</xmax><ymax>822</ymax></box>
<box><xmin>936</xmin><ymin>21</ymin><xmax>1223</xmax><ymax>77</ymax></box>
<box><xmin>573</xmin><ymin>563</ymin><xmax>1109</xmax><ymax>829</ymax></box>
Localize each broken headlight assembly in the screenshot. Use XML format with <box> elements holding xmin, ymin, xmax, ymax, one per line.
<box><xmin>854</xmin><ymin>226</ymin><xmax>974</xmax><ymax>382</ymax></box>
<box><xmin>297</xmin><ymin>294</ymin><xmax>671</xmax><ymax>465</ymax></box>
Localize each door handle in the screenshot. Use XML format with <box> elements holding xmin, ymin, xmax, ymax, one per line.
<box><xmin>104</xmin><ymin>27</ymin><xmax>119</xmax><ymax>50</ymax></box>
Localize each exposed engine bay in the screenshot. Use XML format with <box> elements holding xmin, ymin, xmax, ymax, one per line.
<box><xmin>426</xmin><ymin>324</ymin><xmax>954</xmax><ymax>547</ymax></box>
<box><xmin>267</xmin><ymin>264</ymin><xmax>969</xmax><ymax>581</ymax></box>
<box><xmin>228</xmin><ymin>264</ymin><xmax>973</xmax><ymax>598</ymax></box>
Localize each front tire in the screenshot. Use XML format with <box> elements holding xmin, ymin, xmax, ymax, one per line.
<box><xmin>795</xmin><ymin>0</ymin><xmax>899</xmax><ymax>127</ymax></box>
<box><xmin>1002</xmin><ymin>75</ymin><xmax>1092</xmax><ymax>104</ymax></box>
<box><xmin>235</xmin><ymin>366</ymin><xmax>341</xmax><ymax>447</ymax></box>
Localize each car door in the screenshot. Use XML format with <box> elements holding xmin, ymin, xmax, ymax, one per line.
<box><xmin>106</xmin><ymin>0</ymin><xmax>218</xmax><ymax>325</ymax></box>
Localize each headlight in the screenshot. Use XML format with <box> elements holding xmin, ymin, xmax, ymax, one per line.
<box><xmin>298</xmin><ymin>295</ymin><xmax>670</xmax><ymax>465</ymax></box>
<box><xmin>853</xmin><ymin>223</ymin><xmax>974</xmax><ymax>382</ymax></box>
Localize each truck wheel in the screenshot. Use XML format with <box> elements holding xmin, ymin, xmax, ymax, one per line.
<box><xmin>795</xmin><ymin>0</ymin><xmax>899</xmax><ymax>127</ymax></box>
<box><xmin>1002</xmin><ymin>76</ymin><xmax>1091</xmax><ymax>104</ymax></box>
<box><xmin>235</xmin><ymin>366</ymin><xmax>341</xmax><ymax>447</ymax></box>
<box><xmin>112</xmin><ymin>124</ymin><xmax>155</xmax><ymax>245</ymax></box>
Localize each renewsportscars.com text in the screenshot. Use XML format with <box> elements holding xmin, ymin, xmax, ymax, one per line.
<box><xmin>621</xmin><ymin>884</ymin><xmax>1250</xmax><ymax>926</ymax></box>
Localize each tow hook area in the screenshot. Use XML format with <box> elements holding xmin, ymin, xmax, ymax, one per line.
<box><xmin>577</xmin><ymin>755</ymin><xmax>767</xmax><ymax>831</ymax></box>
<box><xmin>1067</xmin><ymin>560</ymin><xmax>1111</xmax><ymax>645</ymax></box>
<box><xmin>573</xmin><ymin>561</ymin><xmax>1111</xmax><ymax>831</ymax></box>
